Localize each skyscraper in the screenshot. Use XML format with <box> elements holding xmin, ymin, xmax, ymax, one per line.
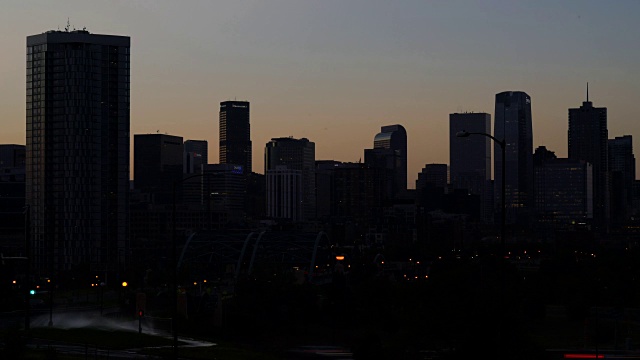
<box><xmin>416</xmin><ymin>164</ymin><xmax>448</xmax><ymax>190</ymax></box>
<box><xmin>265</xmin><ymin>137</ymin><xmax>315</xmax><ymax>221</ymax></box>
<box><xmin>608</xmin><ymin>135</ymin><xmax>635</xmax><ymax>226</ymax></box>
<box><xmin>26</xmin><ymin>30</ymin><xmax>130</xmax><ymax>273</ymax></box>
<box><xmin>533</xmin><ymin>146</ymin><xmax>593</xmax><ymax>229</ymax></box>
<box><xmin>449</xmin><ymin>112</ymin><xmax>492</xmax><ymax>222</ymax></box>
<box><xmin>373</xmin><ymin>124</ymin><xmax>407</xmax><ymax>193</ymax></box>
<box><xmin>494</xmin><ymin>91</ymin><xmax>533</xmax><ymax>225</ymax></box>
<box><xmin>219</xmin><ymin>101</ymin><xmax>251</xmax><ymax>174</ymax></box>
<box><xmin>568</xmin><ymin>90</ymin><xmax>608</xmax><ymax>230</ymax></box>
<box><xmin>134</xmin><ymin>134</ymin><xmax>184</xmax><ymax>204</ymax></box>
<box><xmin>184</xmin><ymin>139</ymin><xmax>208</xmax><ymax>174</ymax></box>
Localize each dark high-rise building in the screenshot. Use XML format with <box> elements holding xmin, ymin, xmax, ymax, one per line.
<box><xmin>450</xmin><ymin>112</ymin><xmax>492</xmax><ymax>223</ymax></box>
<box><xmin>494</xmin><ymin>91</ymin><xmax>533</xmax><ymax>225</ymax></box>
<box><xmin>265</xmin><ymin>137</ymin><xmax>315</xmax><ymax>221</ymax></box>
<box><xmin>0</xmin><ymin>145</ymin><xmax>26</xmax><ymax>170</ymax></box>
<box><xmin>184</xmin><ymin>139</ymin><xmax>207</xmax><ymax>174</ymax></box>
<box><xmin>533</xmin><ymin>146</ymin><xmax>593</xmax><ymax>229</ymax></box>
<box><xmin>449</xmin><ymin>113</ymin><xmax>491</xmax><ymax>194</ymax></box>
<box><xmin>315</xmin><ymin>160</ymin><xmax>385</xmax><ymax>226</ymax></box>
<box><xmin>219</xmin><ymin>101</ymin><xmax>251</xmax><ymax>174</ymax></box>
<box><xmin>0</xmin><ymin>144</ymin><xmax>26</xmax><ymax>247</ymax></box>
<box><xmin>608</xmin><ymin>135</ymin><xmax>635</xmax><ymax>226</ymax></box>
<box><xmin>568</xmin><ymin>91</ymin><xmax>608</xmax><ymax>230</ymax></box>
<box><xmin>26</xmin><ymin>30</ymin><xmax>130</xmax><ymax>273</ymax></box>
<box><xmin>416</xmin><ymin>164</ymin><xmax>448</xmax><ymax>189</ymax></box>
<box><xmin>201</xmin><ymin>164</ymin><xmax>247</xmax><ymax>224</ymax></box>
<box><xmin>134</xmin><ymin>134</ymin><xmax>183</xmax><ymax>204</ymax></box>
<box><xmin>373</xmin><ymin>124</ymin><xmax>407</xmax><ymax>193</ymax></box>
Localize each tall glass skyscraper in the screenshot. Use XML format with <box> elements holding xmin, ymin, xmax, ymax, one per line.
<box><xmin>494</xmin><ymin>91</ymin><xmax>533</xmax><ymax>225</ymax></box>
<box><xmin>373</xmin><ymin>124</ymin><xmax>407</xmax><ymax>194</ymax></box>
<box><xmin>26</xmin><ymin>30</ymin><xmax>130</xmax><ymax>273</ymax></box>
<box><xmin>219</xmin><ymin>101</ymin><xmax>251</xmax><ymax>174</ymax></box>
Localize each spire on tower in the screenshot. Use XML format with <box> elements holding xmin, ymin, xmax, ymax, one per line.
<box><xmin>586</xmin><ymin>82</ymin><xmax>589</xmax><ymax>102</ymax></box>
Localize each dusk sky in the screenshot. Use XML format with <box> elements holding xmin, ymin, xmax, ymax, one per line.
<box><xmin>1</xmin><ymin>0</ymin><xmax>639</xmax><ymax>187</ymax></box>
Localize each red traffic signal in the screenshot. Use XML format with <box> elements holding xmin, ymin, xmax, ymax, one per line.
<box><xmin>138</xmin><ymin>309</ymin><xmax>144</xmax><ymax>318</ymax></box>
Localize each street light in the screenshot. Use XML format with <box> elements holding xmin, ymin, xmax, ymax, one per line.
<box><xmin>456</xmin><ymin>130</ymin><xmax>506</xmax><ymax>358</ymax></box>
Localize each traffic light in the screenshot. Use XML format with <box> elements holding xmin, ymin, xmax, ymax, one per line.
<box><xmin>138</xmin><ymin>309</ymin><xmax>144</xmax><ymax>318</ymax></box>
<box><xmin>29</xmin><ymin>289</ymin><xmax>36</xmax><ymax>295</ymax></box>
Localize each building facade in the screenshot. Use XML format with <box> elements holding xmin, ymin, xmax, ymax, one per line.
<box><xmin>533</xmin><ymin>146</ymin><xmax>593</xmax><ymax>228</ymax></box>
<box><xmin>608</xmin><ymin>135</ymin><xmax>635</xmax><ymax>226</ymax></box>
<box><xmin>265</xmin><ymin>137</ymin><xmax>316</xmax><ymax>221</ymax></box>
<box><xmin>219</xmin><ymin>101</ymin><xmax>251</xmax><ymax>174</ymax></box>
<box><xmin>449</xmin><ymin>113</ymin><xmax>491</xmax><ymax>194</ymax></box>
<box><xmin>26</xmin><ymin>30</ymin><xmax>130</xmax><ymax>273</ymax></box>
<box><xmin>134</xmin><ymin>134</ymin><xmax>184</xmax><ymax>204</ymax></box>
<box><xmin>494</xmin><ymin>91</ymin><xmax>533</xmax><ymax>225</ymax></box>
<box><xmin>184</xmin><ymin>139</ymin><xmax>208</xmax><ymax>174</ymax></box>
<box><xmin>568</xmin><ymin>95</ymin><xmax>608</xmax><ymax>230</ymax></box>
<box><xmin>373</xmin><ymin>124</ymin><xmax>407</xmax><ymax>194</ymax></box>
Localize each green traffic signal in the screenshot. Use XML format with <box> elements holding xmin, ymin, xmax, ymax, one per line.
<box><xmin>29</xmin><ymin>289</ymin><xmax>35</xmax><ymax>295</ymax></box>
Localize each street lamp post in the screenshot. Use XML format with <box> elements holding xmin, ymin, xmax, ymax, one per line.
<box><xmin>456</xmin><ymin>130</ymin><xmax>506</xmax><ymax>357</ymax></box>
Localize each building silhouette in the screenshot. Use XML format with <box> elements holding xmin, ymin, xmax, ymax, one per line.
<box><xmin>201</xmin><ymin>164</ymin><xmax>247</xmax><ymax>224</ymax></box>
<box><xmin>219</xmin><ymin>101</ymin><xmax>251</xmax><ymax>174</ymax></box>
<box><xmin>449</xmin><ymin>112</ymin><xmax>492</xmax><ymax>223</ymax></box>
<box><xmin>184</xmin><ymin>139</ymin><xmax>208</xmax><ymax>174</ymax></box>
<box><xmin>533</xmin><ymin>146</ymin><xmax>593</xmax><ymax>230</ymax></box>
<box><xmin>568</xmin><ymin>90</ymin><xmax>608</xmax><ymax>230</ymax></box>
<box><xmin>26</xmin><ymin>30</ymin><xmax>130</xmax><ymax>273</ymax></box>
<box><xmin>494</xmin><ymin>91</ymin><xmax>533</xmax><ymax>226</ymax></box>
<box><xmin>134</xmin><ymin>134</ymin><xmax>183</xmax><ymax>204</ymax></box>
<box><xmin>608</xmin><ymin>135</ymin><xmax>635</xmax><ymax>227</ymax></box>
<box><xmin>315</xmin><ymin>160</ymin><xmax>385</xmax><ymax>226</ymax></box>
<box><xmin>265</xmin><ymin>137</ymin><xmax>315</xmax><ymax>221</ymax></box>
<box><xmin>416</xmin><ymin>164</ymin><xmax>448</xmax><ymax>189</ymax></box>
<box><xmin>372</xmin><ymin>124</ymin><xmax>407</xmax><ymax>194</ymax></box>
<box><xmin>0</xmin><ymin>145</ymin><xmax>26</xmax><ymax>245</ymax></box>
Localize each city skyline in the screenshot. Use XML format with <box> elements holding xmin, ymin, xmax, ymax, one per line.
<box><xmin>2</xmin><ymin>1</ymin><xmax>640</xmax><ymax>186</ymax></box>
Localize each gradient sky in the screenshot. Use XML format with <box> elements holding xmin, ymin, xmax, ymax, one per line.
<box><xmin>1</xmin><ymin>0</ymin><xmax>639</xmax><ymax>187</ymax></box>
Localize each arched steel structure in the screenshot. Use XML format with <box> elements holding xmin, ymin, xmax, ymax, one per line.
<box><xmin>175</xmin><ymin>229</ymin><xmax>333</xmax><ymax>284</ymax></box>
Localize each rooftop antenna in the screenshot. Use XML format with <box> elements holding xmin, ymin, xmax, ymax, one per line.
<box><xmin>586</xmin><ymin>82</ymin><xmax>589</xmax><ymax>102</ymax></box>
<box><xmin>65</xmin><ymin>18</ymin><xmax>70</xmax><ymax>32</ymax></box>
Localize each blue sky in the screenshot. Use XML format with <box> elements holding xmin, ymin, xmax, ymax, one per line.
<box><xmin>1</xmin><ymin>0</ymin><xmax>639</xmax><ymax>185</ymax></box>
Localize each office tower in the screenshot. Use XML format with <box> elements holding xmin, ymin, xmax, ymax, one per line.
<box><xmin>266</xmin><ymin>165</ymin><xmax>303</xmax><ymax>221</ymax></box>
<box><xmin>533</xmin><ymin>146</ymin><xmax>593</xmax><ymax>228</ymax></box>
<box><xmin>201</xmin><ymin>164</ymin><xmax>247</xmax><ymax>223</ymax></box>
<box><xmin>449</xmin><ymin>113</ymin><xmax>491</xmax><ymax>193</ymax></box>
<box><xmin>134</xmin><ymin>134</ymin><xmax>183</xmax><ymax>204</ymax></box>
<box><xmin>372</xmin><ymin>124</ymin><xmax>407</xmax><ymax>193</ymax></box>
<box><xmin>568</xmin><ymin>90</ymin><xmax>608</xmax><ymax>230</ymax></box>
<box><xmin>316</xmin><ymin>160</ymin><xmax>385</xmax><ymax>224</ymax></box>
<box><xmin>26</xmin><ymin>30</ymin><xmax>130</xmax><ymax>273</ymax></box>
<box><xmin>219</xmin><ymin>101</ymin><xmax>251</xmax><ymax>174</ymax></box>
<box><xmin>608</xmin><ymin>135</ymin><xmax>635</xmax><ymax>225</ymax></box>
<box><xmin>494</xmin><ymin>91</ymin><xmax>533</xmax><ymax>225</ymax></box>
<box><xmin>0</xmin><ymin>144</ymin><xmax>26</xmax><ymax>244</ymax></box>
<box><xmin>364</xmin><ymin>147</ymin><xmax>399</xmax><ymax>200</ymax></box>
<box><xmin>0</xmin><ymin>145</ymin><xmax>26</xmax><ymax>170</ymax></box>
<box><xmin>450</xmin><ymin>112</ymin><xmax>492</xmax><ymax>223</ymax></box>
<box><xmin>184</xmin><ymin>139</ymin><xmax>208</xmax><ymax>174</ymax></box>
<box><xmin>416</xmin><ymin>164</ymin><xmax>448</xmax><ymax>189</ymax></box>
<box><xmin>265</xmin><ymin>137</ymin><xmax>315</xmax><ymax>221</ymax></box>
